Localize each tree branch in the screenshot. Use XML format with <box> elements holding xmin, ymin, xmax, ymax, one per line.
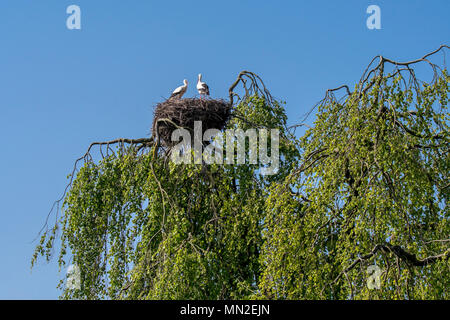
<box><xmin>334</xmin><ymin>243</ymin><xmax>449</xmax><ymax>285</ymax></box>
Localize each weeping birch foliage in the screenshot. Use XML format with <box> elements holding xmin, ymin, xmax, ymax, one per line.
<box><xmin>33</xmin><ymin>47</ymin><xmax>449</xmax><ymax>299</ymax></box>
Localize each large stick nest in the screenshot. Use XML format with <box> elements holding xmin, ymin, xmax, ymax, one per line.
<box><xmin>152</xmin><ymin>98</ymin><xmax>232</xmax><ymax>147</ymax></box>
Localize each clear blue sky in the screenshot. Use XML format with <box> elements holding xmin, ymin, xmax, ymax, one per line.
<box><xmin>0</xmin><ymin>0</ymin><xmax>448</xmax><ymax>299</ymax></box>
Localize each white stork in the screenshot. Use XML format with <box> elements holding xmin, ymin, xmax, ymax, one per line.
<box><xmin>169</xmin><ymin>79</ymin><xmax>188</xmax><ymax>100</ymax></box>
<box><xmin>196</xmin><ymin>74</ymin><xmax>210</xmax><ymax>98</ymax></box>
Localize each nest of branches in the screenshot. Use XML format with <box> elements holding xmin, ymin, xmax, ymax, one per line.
<box><xmin>152</xmin><ymin>98</ymin><xmax>232</xmax><ymax>147</ymax></box>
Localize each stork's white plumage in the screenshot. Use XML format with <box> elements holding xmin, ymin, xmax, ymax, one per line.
<box><xmin>170</xmin><ymin>79</ymin><xmax>188</xmax><ymax>100</ymax></box>
<box><xmin>196</xmin><ymin>74</ymin><xmax>210</xmax><ymax>97</ymax></box>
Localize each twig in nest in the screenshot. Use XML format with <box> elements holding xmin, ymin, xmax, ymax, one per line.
<box><xmin>152</xmin><ymin>98</ymin><xmax>232</xmax><ymax>147</ymax></box>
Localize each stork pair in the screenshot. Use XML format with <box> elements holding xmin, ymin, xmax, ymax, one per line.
<box><xmin>169</xmin><ymin>74</ymin><xmax>210</xmax><ymax>100</ymax></box>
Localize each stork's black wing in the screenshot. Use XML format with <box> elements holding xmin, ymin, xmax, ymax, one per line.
<box><xmin>203</xmin><ymin>83</ymin><xmax>210</xmax><ymax>95</ymax></box>
<box><xmin>169</xmin><ymin>91</ymin><xmax>180</xmax><ymax>99</ymax></box>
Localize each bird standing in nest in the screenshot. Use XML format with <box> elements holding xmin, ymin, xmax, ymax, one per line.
<box><xmin>169</xmin><ymin>79</ymin><xmax>188</xmax><ymax>100</ymax></box>
<box><xmin>197</xmin><ymin>74</ymin><xmax>210</xmax><ymax>99</ymax></box>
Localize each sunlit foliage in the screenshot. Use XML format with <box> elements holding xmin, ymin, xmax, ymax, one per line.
<box><xmin>33</xmin><ymin>51</ymin><xmax>449</xmax><ymax>300</ymax></box>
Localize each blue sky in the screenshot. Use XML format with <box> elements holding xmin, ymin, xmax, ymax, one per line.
<box><xmin>0</xmin><ymin>0</ymin><xmax>448</xmax><ymax>299</ymax></box>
